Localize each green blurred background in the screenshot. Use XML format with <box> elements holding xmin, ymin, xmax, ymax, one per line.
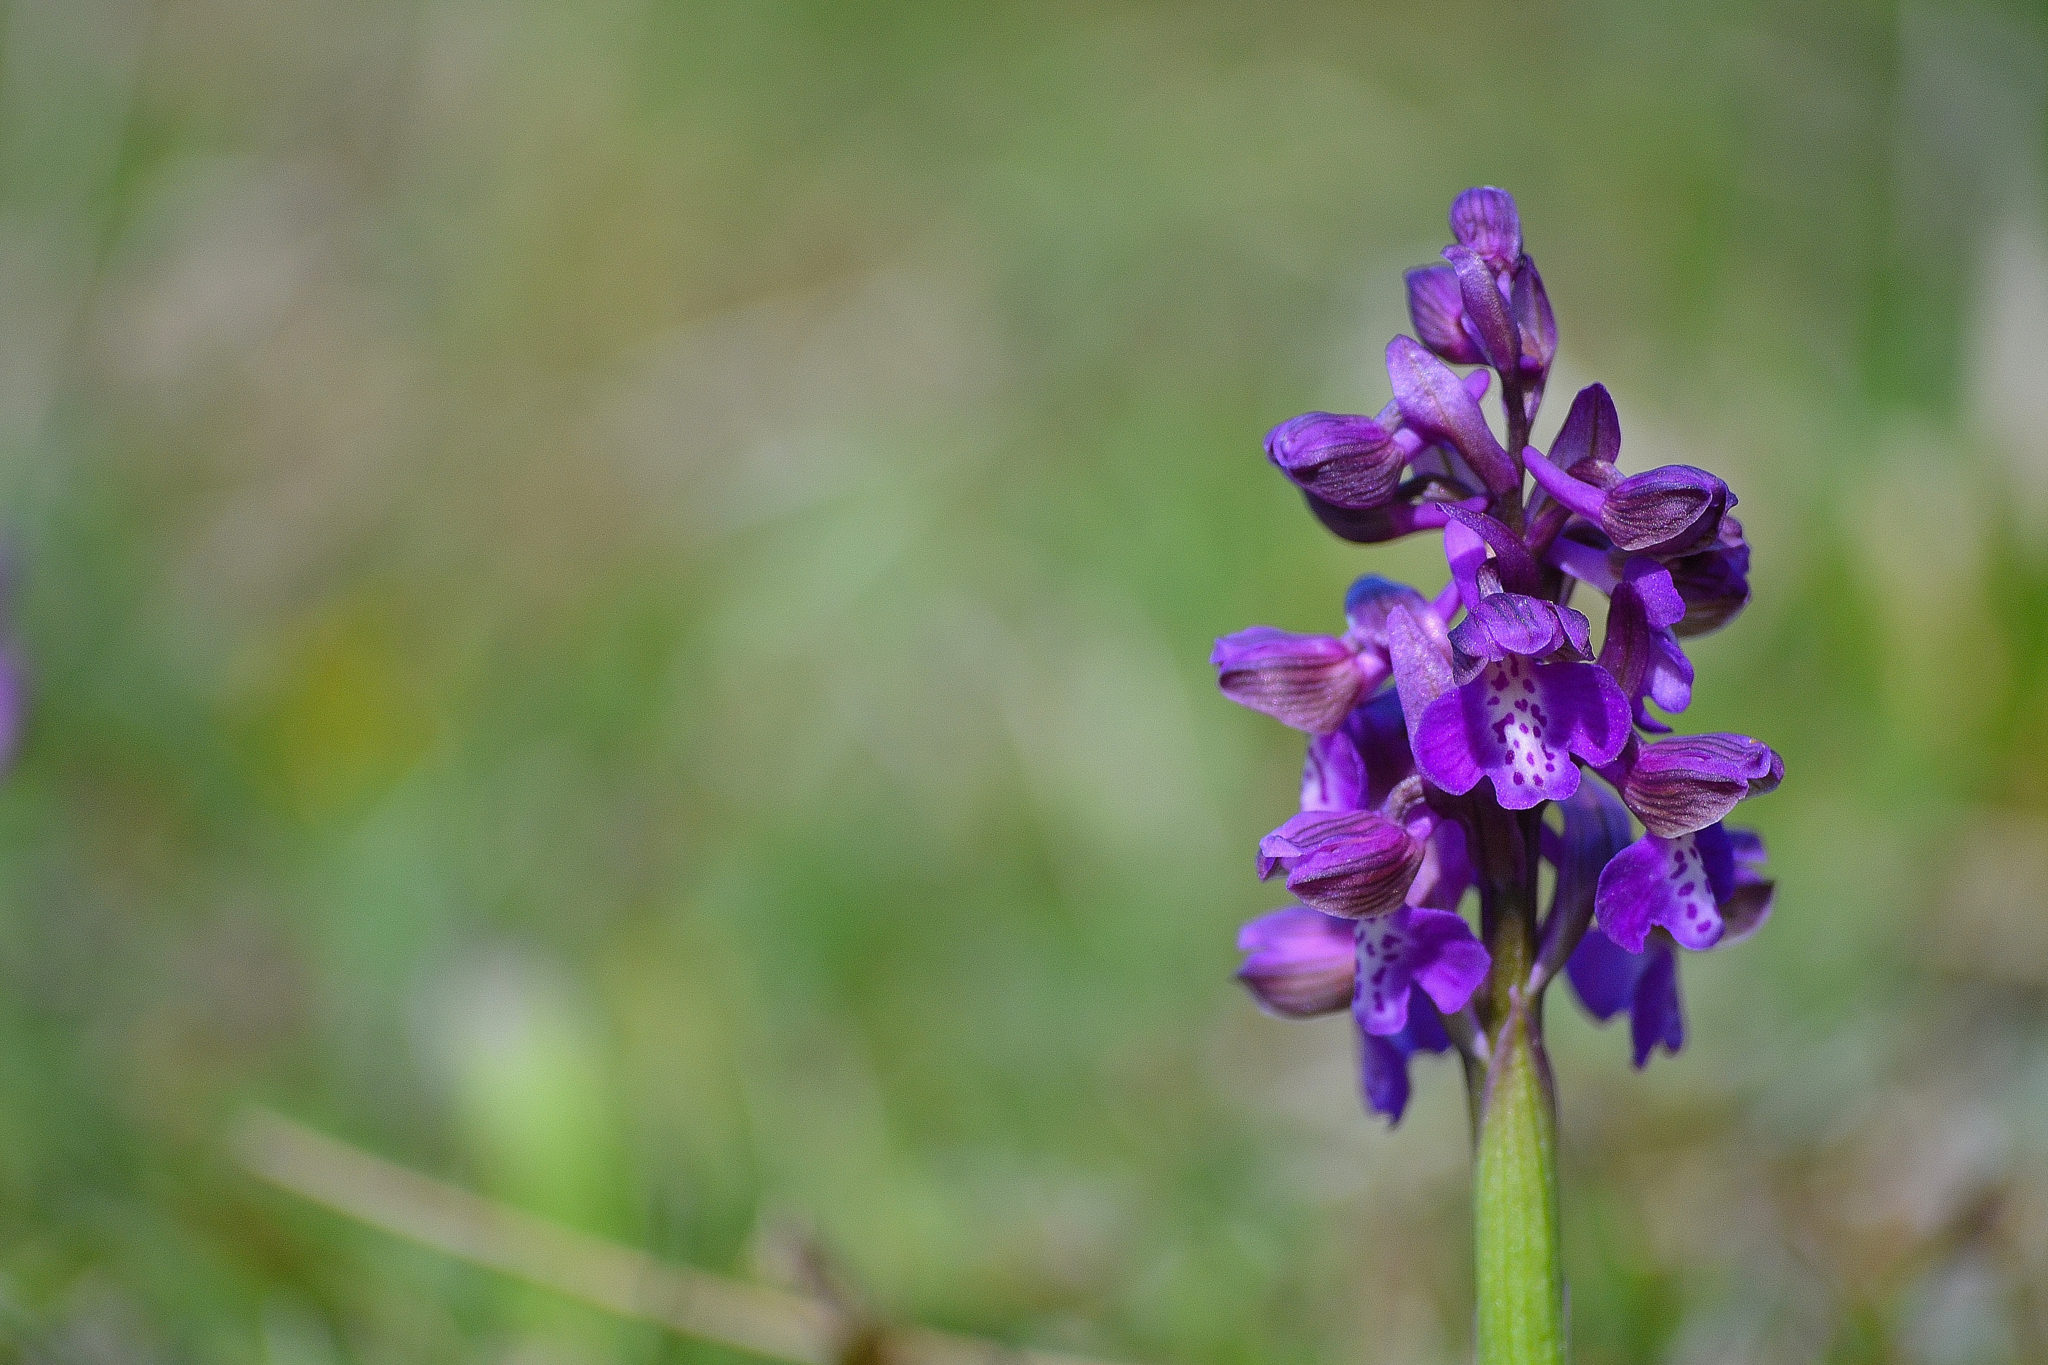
<box><xmin>2</xmin><ymin>0</ymin><xmax>2046</xmax><ymax>1360</ymax></box>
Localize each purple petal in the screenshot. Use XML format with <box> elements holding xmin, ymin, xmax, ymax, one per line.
<box><xmin>1414</xmin><ymin>657</ymin><xmax>1630</xmax><ymax>810</ymax></box>
<box><xmin>1343</xmin><ymin>690</ymin><xmax>1417</xmax><ymax>809</ymax></box>
<box><xmin>1397</xmin><ymin>908</ymin><xmax>1491</xmax><ymax>1016</ymax></box>
<box><xmin>1343</xmin><ymin>575</ymin><xmax>1429</xmax><ymax>648</ymax></box>
<box><xmin>1258</xmin><ymin>808</ymin><xmax>1386</xmax><ymax>878</ymax></box>
<box><xmin>1266</xmin><ymin>412</ymin><xmax>1408</xmax><ymax>510</ymax></box>
<box><xmin>1212</xmin><ymin>627</ymin><xmax>1365</xmax><ymax>733</ymax></box>
<box><xmin>1286</xmin><ymin>815</ymin><xmax>1424</xmax><ymax>918</ymax></box>
<box><xmin>1408</xmin><ymin>818</ymin><xmax>1472</xmax><ymax>911</ymax></box>
<box><xmin>1719</xmin><ymin>827</ymin><xmax>1774</xmax><ymax>942</ymax></box>
<box><xmin>1449</xmin><ymin>592</ymin><xmax>1593</xmax><ymax>668</ymax></box>
<box><xmin>1620</xmin><ymin>733</ymin><xmax>1783</xmax><ymax>837</ymax></box>
<box><xmin>1566</xmin><ymin>927</ymin><xmax>1685</xmax><ymax>1067</ymax></box>
<box><xmin>1406</xmin><ymin>264</ymin><xmax>1483</xmax><ymax>365</ymax></box>
<box><xmin>1236</xmin><ymin>907</ymin><xmax>1356</xmax><ymax>1017</ymax></box>
<box><xmin>1598</xmin><ymin>561</ymin><xmax>1694</xmax><ymax>727</ymax></box>
<box><xmin>1601</xmin><ymin>465</ymin><xmax>1732</xmax><ymax>555</ymax></box>
<box><xmin>1535</xmin><ymin>780</ymin><xmax>1634</xmax><ymax>982</ymax></box>
<box><xmin>1547</xmin><ymin>384</ymin><xmax>1620</xmax><ymax>473</ymax></box>
<box><xmin>1665</xmin><ymin>516</ymin><xmax>1752</xmax><ymax>637</ymax></box>
<box><xmin>1386</xmin><ymin>604</ymin><xmax>1455</xmax><ymax>740</ymax></box>
<box><xmin>1352</xmin><ymin>907</ymin><xmax>1488</xmax><ymax>1035</ymax></box>
<box><xmin>1386</xmin><ymin>336</ymin><xmax>1516</xmax><ymax>495</ymax></box>
<box><xmin>1565</xmin><ymin>923</ymin><xmax>1640</xmax><ymax>1022</ymax></box>
<box><xmin>1440</xmin><ymin>507</ymin><xmax>1544</xmax><ymax>596</ymax></box>
<box><xmin>1511</xmin><ymin>258</ymin><xmax>1557</xmax><ymax>378</ymax></box>
<box><xmin>1305</xmin><ymin>492</ymin><xmax>1479</xmax><ymax>545</ymax></box>
<box><xmin>1301</xmin><ymin>729</ymin><xmax>1367</xmax><ymax>813</ymax></box>
<box><xmin>1444</xmin><ymin>244</ymin><xmax>1518</xmax><ymax>372</ymax></box>
<box><xmin>1629</xmin><ymin>944</ymin><xmax>1685</xmax><ymax>1066</ymax></box>
<box><xmin>1595</xmin><ymin>824</ymin><xmax>1738</xmax><ymax>952</ymax></box>
<box><xmin>1449</xmin><ymin>187</ymin><xmax>1521</xmax><ymax>268</ymax></box>
<box><xmin>1522</xmin><ymin>443</ymin><xmax>1607</xmax><ymax>520</ymax></box>
<box><xmin>1358</xmin><ymin>991</ymin><xmax>1455</xmax><ymax>1123</ymax></box>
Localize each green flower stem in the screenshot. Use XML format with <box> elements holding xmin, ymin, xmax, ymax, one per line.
<box><xmin>1470</xmin><ymin>807</ymin><xmax>1567</xmax><ymax>1365</ymax></box>
<box><xmin>1474</xmin><ymin>989</ymin><xmax>1565</xmax><ymax>1365</ymax></box>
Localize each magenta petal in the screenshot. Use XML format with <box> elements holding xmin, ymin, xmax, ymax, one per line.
<box><xmin>1212</xmin><ymin>627</ymin><xmax>1364</xmax><ymax>733</ymax></box>
<box><xmin>1301</xmin><ymin>729</ymin><xmax>1367</xmax><ymax>813</ymax></box>
<box><xmin>1286</xmin><ymin>815</ymin><xmax>1423</xmax><ymax>918</ymax></box>
<box><xmin>1385</xmin><ymin>336</ymin><xmax>1516</xmax><ymax>495</ymax></box>
<box><xmin>1449</xmin><ymin>187</ymin><xmax>1521</xmax><ymax>268</ymax></box>
<box><xmin>1444</xmin><ymin>244</ymin><xmax>1518</xmax><ymax>372</ymax></box>
<box><xmin>1353</xmin><ymin>907</ymin><xmax>1487</xmax><ymax>1035</ymax></box>
<box><xmin>1595</xmin><ymin>827</ymin><xmax>1736</xmax><ymax>952</ymax></box>
<box><xmin>1406</xmin><ymin>264</ymin><xmax>1482</xmax><ymax>364</ymax></box>
<box><xmin>1236</xmin><ymin>907</ymin><xmax>1357</xmax><ymax>1017</ymax></box>
<box><xmin>1401</xmin><ymin>909</ymin><xmax>1491</xmax><ymax>1015</ymax></box>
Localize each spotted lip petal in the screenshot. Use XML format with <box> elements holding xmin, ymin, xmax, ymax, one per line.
<box><xmin>1413</xmin><ymin>655</ymin><xmax>1631</xmax><ymax>810</ymax></box>
<box><xmin>1352</xmin><ymin>907</ymin><xmax>1490</xmax><ymax>1035</ymax></box>
<box><xmin>1595</xmin><ymin>822</ymin><xmax>1740</xmax><ymax>952</ymax></box>
<box><xmin>1357</xmin><ymin>990</ymin><xmax>1452</xmax><ymax>1124</ymax></box>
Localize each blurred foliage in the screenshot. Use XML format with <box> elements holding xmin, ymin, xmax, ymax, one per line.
<box><xmin>0</xmin><ymin>0</ymin><xmax>2045</xmax><ymax>1361</ymax></box>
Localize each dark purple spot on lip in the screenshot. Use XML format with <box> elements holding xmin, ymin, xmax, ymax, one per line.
<box><xmin>1512</xmin><ymin>772</ymin><xmax>1525</xmax><ymax>784</ymax></box>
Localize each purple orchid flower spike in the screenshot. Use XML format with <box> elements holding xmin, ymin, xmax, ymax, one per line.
<box><xmin>1214</xmin><ymin>189</ymin><xmax>1781</xmax><ymax>1356</ymax></box>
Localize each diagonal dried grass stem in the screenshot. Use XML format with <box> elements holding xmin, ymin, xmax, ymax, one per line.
<box><xmin>231</xmin><ymin>1108</ymin><xmax>1142</xmax><ymax>1365</ymax></box>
